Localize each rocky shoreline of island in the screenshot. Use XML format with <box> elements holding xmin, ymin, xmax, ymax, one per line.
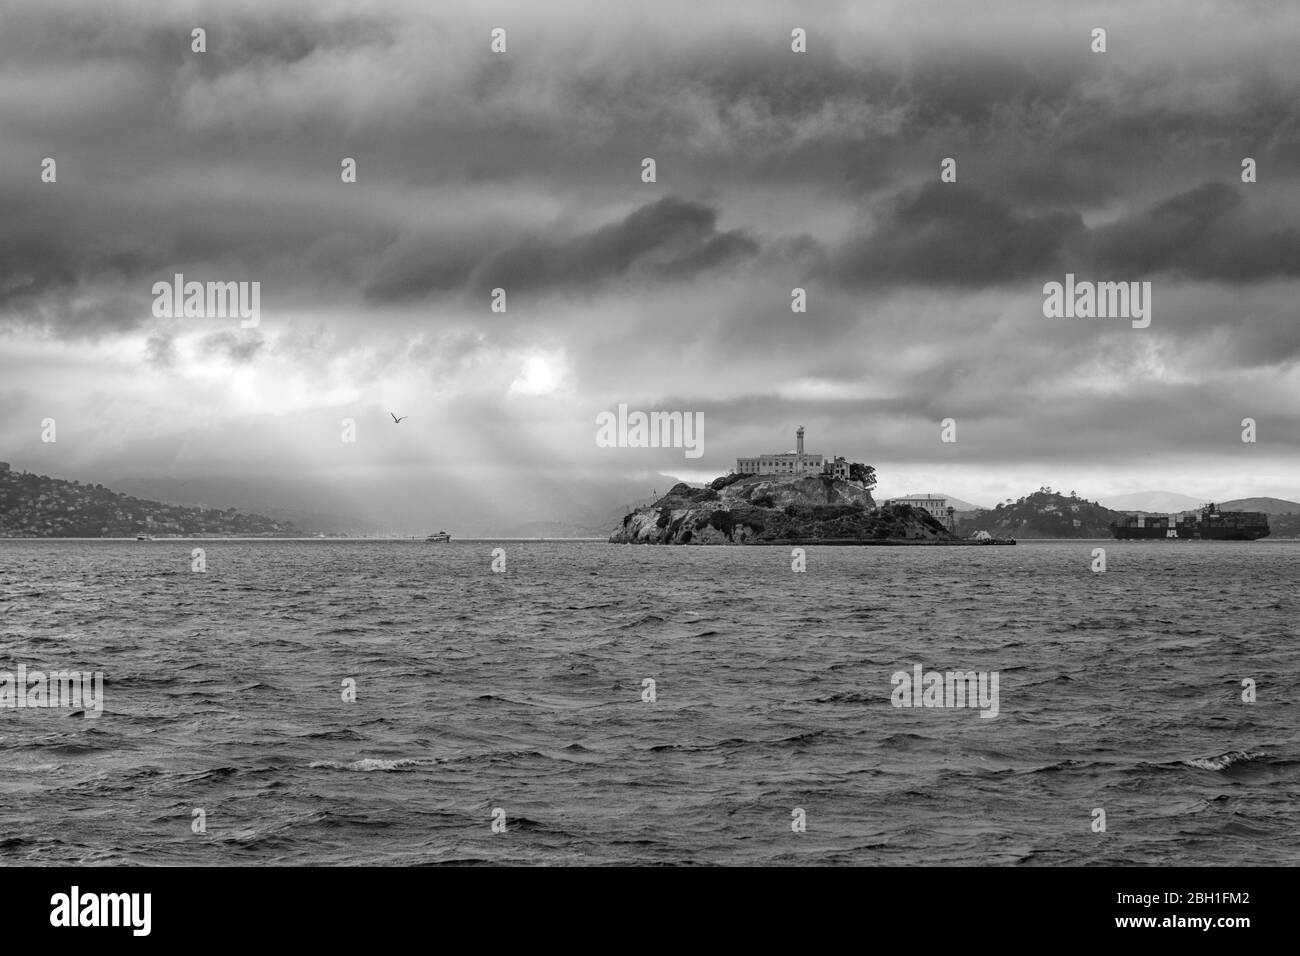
<box><xmin>608</xmin><ymin>473</ymin><xmax>971</xmax><ymax>545</ymax></box>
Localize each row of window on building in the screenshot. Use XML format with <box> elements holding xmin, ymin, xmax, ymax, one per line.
<box><xmin>734</xmin><ymin>454</ymin><xmax>850</xmax><ymax>480</ymax></box>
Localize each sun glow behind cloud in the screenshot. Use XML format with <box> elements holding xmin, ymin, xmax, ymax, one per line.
<box><xmin>508</xmin><ymin>350</ymin><xmax>569</xmax><ymax>397</ymax></box>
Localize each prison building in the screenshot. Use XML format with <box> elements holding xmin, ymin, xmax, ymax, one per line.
<box><xmin>887</xmin><ymin>495</ymin><xmax>948</xmax><ymax>515</ymax></box>
<box><xmin>736</xmin><ymin>426</ymin><xmax>825</xmax><ymax>476</ymax></box>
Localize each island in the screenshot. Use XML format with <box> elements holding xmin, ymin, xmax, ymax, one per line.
<box><xmin>610</xmin><ymin>472</ymin><xmax>955</xmax><ymax>545</ymax></box>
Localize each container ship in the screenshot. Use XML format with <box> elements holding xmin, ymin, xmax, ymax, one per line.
<box><xmin>1110</xmin><ymin>503</ymin><xmax>1270</xmax><ymax>540</ymax></box>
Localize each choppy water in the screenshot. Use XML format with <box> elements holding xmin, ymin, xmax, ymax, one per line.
<box><xmin>1</xmin><ymin>539</ymin><xmax>1297</xmax><ymax>865</ymax></box>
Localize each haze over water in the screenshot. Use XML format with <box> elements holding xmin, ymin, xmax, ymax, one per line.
<box><xmin>1</xmin><ymin>539</ymin><xmax>1296</xmax><ymax>865</ymax></box>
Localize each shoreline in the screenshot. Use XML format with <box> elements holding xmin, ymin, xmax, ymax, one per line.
<box><xmin>610</xmin><ymin>538</ymin><xmax>1017</xmax><ymax>546</ymax></box>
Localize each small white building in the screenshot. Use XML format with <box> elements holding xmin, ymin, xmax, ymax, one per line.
<box><xmin>887</xmin><ymin>495</ymin><xmax>948</xmax><ymax>515</ymax></box>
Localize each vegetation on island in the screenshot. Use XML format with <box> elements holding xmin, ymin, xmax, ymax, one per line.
<box><xmin>954</xmin><ymin>488</ymin><xmax>1122</xmax><ymax>538</ymax></box>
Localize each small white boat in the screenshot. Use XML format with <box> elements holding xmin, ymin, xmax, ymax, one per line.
<box><xmin>425</xmin><ymin>531</ymin><xmax>451</xmax><ymax>542</ymax></box>
<box><xmin>135</xmin><ymin>533</ymin><xmax>154</xmax><ymax>541</ymax></box>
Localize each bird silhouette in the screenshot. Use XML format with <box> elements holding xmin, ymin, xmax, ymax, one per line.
<box><xmin>390</xmin><ymin>413</ymin><xmax>408</xmax><ymax>423</ymax></box>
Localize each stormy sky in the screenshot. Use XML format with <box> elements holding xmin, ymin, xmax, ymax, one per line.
<box><xmin>2</xmin><ymin>0</ymin><xmax>1298</xmax><ymax>531</ymax></box>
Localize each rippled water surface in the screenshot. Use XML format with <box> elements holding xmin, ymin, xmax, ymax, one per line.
<box><xmin>1</xmin><ymin>539</ymin><xmax>1297</xmax><ymax>865</ymax></box>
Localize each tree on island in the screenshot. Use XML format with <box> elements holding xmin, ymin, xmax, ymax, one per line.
<box><xmin>849</xmin><ymin>463</ymin><xmax>877</xmax><ymax>490</ymax></box>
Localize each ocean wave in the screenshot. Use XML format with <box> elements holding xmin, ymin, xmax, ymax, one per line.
<box><xmin>183</xmin><ymin>766</ymin><xmax>240</xmax><ymax>781</ymax></box>
<box><xmin>814</xmin><ymin>692</ymin><xmax>878</xmax><ymax>704</ymax></box>
<box><xmin>308</xmin><ymin>757</ymin><xmax>432</xmax><ymax>772</ymax></box>
<box><xmin>294</xmin><ymin>728</ymin><xmax>365</xmax><ymax>741</ymax></box>
<box><xmin>618</xmin><ymin>614</ymin><xmax>666</xmax><ymax>629</ymax></box>
<box><xmin>1181</xmin><ymin>750</ymin><xmax>1262</xmax><ymax>772</ymax></box>
<box><xmin>646</xmin><ymin>730</ymin><xmax>834</xmax><ymax>754</ymax></box>
<box><xmin>36</xmin><ymin>742</ymin><xmax>106</xmax><ymax>756</ymax></box>
<box><xmin>1017</xmin><ymin>758</ymin><xmax>1103</xmax><ymax>775</ymax></box>
<box><xmin>878</xmin><ymin>732</ymin><xmax>935</xmax><ymax>748</ymax></box>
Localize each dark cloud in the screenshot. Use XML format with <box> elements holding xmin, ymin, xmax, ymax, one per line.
<box><xmin>1092</xmin><ymin>182</ymin><xmax>1300</xmax><ymax>281</ymax></box>
<box><xmin>0</xmin><ymin>235</ymin><xmax>79</xmax><ymax>308</ymax></box>
<box><xmin>365</xmin><ymin>196</ymin><xmax>759</xmax><ymax>302</ymax></box>
<box><xmin>819</xmin><ymin>180</ymin><xmax>1300</xmax><ymax>290</ymax></box>
<box><xmin>823</xmin><ymin>183</ymin><xmax>1085</xmax><ymax>287</ymax></box>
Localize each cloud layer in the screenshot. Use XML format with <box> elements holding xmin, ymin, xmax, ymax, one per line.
<box><xmin>2</xmin><ymin>0</ymin><xmax>1298</xmax><ymax>525</ymax></box>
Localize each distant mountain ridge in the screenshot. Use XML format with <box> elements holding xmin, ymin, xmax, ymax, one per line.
<box><xmin>1098</xmin><ymin>492</ymin><xmax>1300</xmax><ymax>515</ymax></box>
<box><xmin>1217</xmin><ymin>497</ymin><xmax>1300</xmax><ymax>515</ymax></box>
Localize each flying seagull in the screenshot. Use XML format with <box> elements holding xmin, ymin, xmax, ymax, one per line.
<box><xmin>390</xmin><ymin>413</ymin><xmax>408</xmax><ymax>423</ymax></box>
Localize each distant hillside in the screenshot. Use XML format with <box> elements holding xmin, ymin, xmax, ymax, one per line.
<box><xmin>0</xmin><ymin>462</ymin><xmax>297</xmax><ymax>537</ymax></box>
<box><xmin>956</xmin><ymin>488</ymin><xmax>1122</xmax><ymax>538</ymax></box>
<box><xmin>1218</xmin><ymin>497</ymin><xmax>1300</xmax><ymax>515</ymax></box>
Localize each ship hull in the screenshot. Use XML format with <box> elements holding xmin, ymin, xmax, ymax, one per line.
<box><xmin>1110</xmin><ymin>527</ymin><xmax>1179</xmax><ymax>540</ymax></box>
<box><xmin>1110</xmin><ymin>507</ymin><xmax>1270</xmax><ymax>541</ymax></box>
<box><xmin>1197</xmin><ymin>527</ymin><xmax>1269</xmax><ymax>541</ymax></box>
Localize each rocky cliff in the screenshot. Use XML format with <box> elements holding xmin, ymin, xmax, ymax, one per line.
<box><xmin>609</xmin><ymin>473</ymin><xmax>952</xmax><ymax>544</ymax></box>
